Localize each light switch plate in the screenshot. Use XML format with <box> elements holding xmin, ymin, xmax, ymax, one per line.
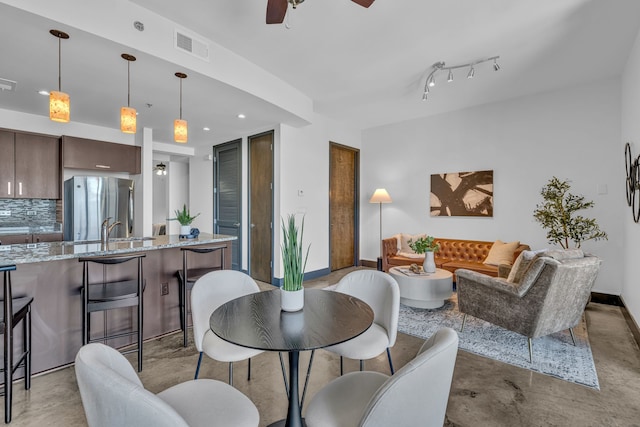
<box><xmin>26</xmin><ymin>211</ymin><xmax>37</xmax><ymax>216</ymax></box>
<box><xmin>0</xmin><ymin>210</ymin><xmax>10</xmax><ymax>216</ymax></box>
<box><xmin>0</xmin><ymin>246</ymin><xmax>11</xmax><ymax>251</ymax></box>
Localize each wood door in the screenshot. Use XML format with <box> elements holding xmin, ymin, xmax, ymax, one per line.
<box><xmin>330</xmin><ymin>143</ymin><xmax>359</xmax><ymax>271</ymax></box>
<box><xmin>214</xmin><ymin>140</ymin><xmax>242</xmax><ymax>271</ymax></box>
<box><xmin>0</xmin><ymin>130</ymin><xmax>15</xmax><ymax>198</ymax></box>
<box><xmin>249</xmin><ymin>132</ymin><xmax>274</xmax><ymax>283</ymax></box>
<box><xmin>15</xmin><ymin>132</ymin><xmax>60</xmax><ymax>199</ymax></box>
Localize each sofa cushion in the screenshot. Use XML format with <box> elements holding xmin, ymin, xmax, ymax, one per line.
<box><xmin>482</xmin><ymin>240</ymin><xmax>520</xmax><ymax>266</ymax></box>
<box><xmin>507</xmin><ymin>249</ymin><xmax>548</xmax><ymax>283</ymax></box>
<box><xmin>444</xmin><ymin>260</ymin><xmax>498</xmax><ymax>276</ymax></box>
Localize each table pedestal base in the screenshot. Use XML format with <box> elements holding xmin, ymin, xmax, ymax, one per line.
<box><xmin>267</xmin><ymin>419</ymin><xmax>307</xmax><ymax>427</ymax></box>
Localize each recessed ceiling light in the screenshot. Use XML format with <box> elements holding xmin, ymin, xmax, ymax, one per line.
<box><xmin>38</xmin><ymin>90</ymin><xmax>49</xmax><ymax>96</ymax></box>
<box><xmin>237</xmin><ymin>113</ymin><xmax>246</xmax><ymax>119</ymax></box>
<box><xmin>203</xmin><ymin>127</ymin><xmax>210</xmax><ymax>131</ymax></box>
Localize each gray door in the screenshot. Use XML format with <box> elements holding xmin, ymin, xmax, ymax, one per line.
<box><xmin>214</xmin><ymin>140</ymin><xmax>242</xmax><ymax>271</ymax></box>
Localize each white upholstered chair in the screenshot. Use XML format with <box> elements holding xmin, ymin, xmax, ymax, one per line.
<box><xmin>324</xmin><ymin>269</ymin><xmax>400</xmax><ymax>374</ymax></box>
<box><xmin>304</xmin><ymin>327</ymin><xmax>459</xmax><ymax>427</ymax></box>
<box><xmin>191</xmin><ymin>270</ymin><xmax>264</xmax><ymax>385</ymax></box>
<box><xmin>75</xmin><ymin>343</ymin><xmax>259</xmax><ymax>427</ymax></box>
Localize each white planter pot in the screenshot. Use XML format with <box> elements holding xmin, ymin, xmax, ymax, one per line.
<box><xmin>281</xmin><ymin>288</ymin><xmax>304</xmax><ymax>312</ymax></box>
<box><xmin>180</xmin><ymin>225</ymin><xmax>191</xmax><ymax>235</ymax></box>
<box><xmin>423</xmin><ymin>251</ymin><xmax>436</xmax><ymax>273</ymax></box>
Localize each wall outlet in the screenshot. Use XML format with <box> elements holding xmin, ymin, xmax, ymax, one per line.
<box><xmin>26</xmin><ymin>211</ymin><xmax>37</xmax><ymax>216</ymax></box>
<box><xmin>0</xmin><ymin>211</ymin><xmax>10</xmax><ymax>216</ymax></box>
<box><xmin>161</xmin><ymin>282</ymin><xmax>169</xmax><ymax>296</ymax></box>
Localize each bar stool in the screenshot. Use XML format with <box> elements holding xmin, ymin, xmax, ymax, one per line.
<box><xmin>1</xmin><ymin>264</ymin><xmax>32</xmax><ymax>424</ymax></box>
<box><xmin>79</xmin><ymin>253</ymin><xmax>145</xmax><ymax>372</ymax></box>
<box><xmin>176</xmin><ymin>245</ymin><xmax>225</xmax><ymax>347</ymax></box>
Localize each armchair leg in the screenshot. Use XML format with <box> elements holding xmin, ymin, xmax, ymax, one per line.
<box><xmin>247</xmin><ymin>357</ymin><xmax>251</xmax><ymax>381</ymax></box>
<box><xmin>569</xmin><ymin>328</ymin><xmax>576</xmax><ymax>346</ymax></box>
<box><xmin>194</xmin><ymin>352</ymin><xmax>203</xmax><ymax>380</ymax></box>
<box><xmin>386</xmin><ymin>347</ymin><xmax>395</xmax><ymax>375</ymax></box>
<box><xmin>528</xmin><ymin>338</ymin><xmax>533</xmax><ymax>363</ymax></box>
<box><xmin>301</xmin><ymin>350</ymin><xmax>315</xmax><ymax>411</ymax></box>
<box><xmin>229</xmin><ymin>362</ymin><xmax>233</xmax><ymax>386</ymax></box>
<box><xmin>460</xmin><ymin>314</ymin><xmax>467</xmax><ymax>332</ymax></box>
<box><xmin>340</xmin><ymin>356</ymin><xmax>344</xmax><ymax>376</ymax></box>
<box><xmin>279</xmin><ymin>352</ymin><xmax>289</xmax><ymax>398</ymax></box>
<box><xmin>359</xmin><ymin>360</ymin><xmax>364</xmax><ymax>371</ymax></box>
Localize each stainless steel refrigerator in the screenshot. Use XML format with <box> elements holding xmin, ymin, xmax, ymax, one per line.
<box><xmin>63</xmin><ymin>176</ymin><xmax>134</xmax><ymax>241</ymax></box>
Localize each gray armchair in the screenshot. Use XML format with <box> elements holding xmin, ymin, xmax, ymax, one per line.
<box><xmin>456</xmin><ymin>249</ymin><xmax>601</xmax><ymax>362</ymax></box>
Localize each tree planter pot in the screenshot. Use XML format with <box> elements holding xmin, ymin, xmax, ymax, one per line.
<box><xmin>281</xmin><ymin>288</ymin><xmax>304</xmax><ymax>312</ymax></box>
<box><xmin>180</xmin><ymin>225</ymin><xmax>191</xmax><ymax>236</ymax></box>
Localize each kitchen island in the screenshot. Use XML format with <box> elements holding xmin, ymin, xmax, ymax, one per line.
<box><xmin>0</xmin><ymin>233</ymin><xmax>235</xmax><ymax>376</ymax></box>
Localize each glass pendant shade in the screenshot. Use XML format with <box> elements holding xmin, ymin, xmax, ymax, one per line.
<box><xmin>174</xmin><ymin>119</ymin><xmax>188</xmax><ymax>143</ymax></box>
<box><xmin>120</xmin><ymin>107</ymin><xmax>137</xmax><ymax>133</ymax></box>
<box><xmin>49</xmin><ymin>91</ymin><xmax>70</xmax><ymax>123</ymax></box>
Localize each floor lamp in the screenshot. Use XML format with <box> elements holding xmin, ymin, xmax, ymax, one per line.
<box><xmin>369</xmin><ymin>188</ymin><xmax>392</xmax><ymax>271</ymax></box>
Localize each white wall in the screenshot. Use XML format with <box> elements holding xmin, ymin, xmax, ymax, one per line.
<box><xmin>361</xmin><ymin>79</ymin><xmax>623</xmax><ymax>295</ymax></box>
<box><xmin>167</xmin><ymin>161</ymin><xmax>189</xmax><ymax>235</ymax></box>
<box><xmin>621</xmin><ymin>27</ymin><xmax>640</xmax><ymax>327</ymax></box>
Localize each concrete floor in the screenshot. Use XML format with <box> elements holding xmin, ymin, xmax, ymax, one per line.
<box><xmin>6</xmin><ymin>267</ymin><xmax>640</xmax><ymax>426</ymax></box>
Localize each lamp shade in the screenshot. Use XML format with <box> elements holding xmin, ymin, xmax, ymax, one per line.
<box><xmin>120</xmin><ymin>107</ymin><xmax>137</xmax><ymax>134</ymax></box>
<box><xmin>174</xmin><ymin>119</ymin><xmax>188</xmax><ymax>143</ymax></box>
<box><xmin>369</xmin><ymin>188</ymin><xmax>392</xmax><ymax>203</ymax></box>
<box><xmin>49</xmin><ymin>91</ymin><xmax>70</xmax><ymax>123</ymax></box>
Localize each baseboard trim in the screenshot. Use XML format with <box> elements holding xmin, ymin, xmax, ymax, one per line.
<box><xmin>273</xmin><ymin>267</ymin><xmax>332</xmax><ymax>287</ymax></box>
<box><xmin>590</xmin><ymin>292</ymin><xmax>624</xmax><ymax>306</ymax></box>
<box><xmin>360</xmin><ymin>259</ymin><xmax>377</xmax><ymax>269</ymax></box>
<box><xmin>619</xmin><ymin>295</ymin><xmax>640</xmax><ymax>350</ymax></box>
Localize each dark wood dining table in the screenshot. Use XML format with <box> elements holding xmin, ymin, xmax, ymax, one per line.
<box><xmin>209</xmin><ymin>288</ymin><xmax>374</xmax><ymax>427</ymax></box>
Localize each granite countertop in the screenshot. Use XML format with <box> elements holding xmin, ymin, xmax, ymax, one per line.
<box><xmin>0</xmin><ymin>233</ymin><xmax>236</xmax><ymax>266</ymax></box>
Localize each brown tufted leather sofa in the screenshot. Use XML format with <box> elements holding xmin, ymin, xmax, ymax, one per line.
<box><xmin>381</xmin><ymin>237</ymin><xmax>529</xmax><ymax>279</ymax></box>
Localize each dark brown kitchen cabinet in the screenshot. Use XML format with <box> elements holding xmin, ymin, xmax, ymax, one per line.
<box><xmin>62</xmin><ymin>136</ymin><xmax>141</xmax><ymax>174</ymax></box>
<box><xmin>0</xmin><ymin>234</ymin><xmax>31</xmax><ymax>245</ymax></box>
<box><xmin>0</xmin><ymin>129</ymin><xmax>61</xmax><ymax>199</ymax></box>
<box><xmin>0</xmin><ymin>233</ymin><xmax>63</xmax><ymax>245</ymax></box>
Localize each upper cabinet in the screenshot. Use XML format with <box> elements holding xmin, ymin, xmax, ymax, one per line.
<box><xmin>0</xmin><ymin>129</ymin><xmax>61</xmax><ymax>199</ymax></box>
<box><xmin>62</xmin><ymin>136</ymin><xmax>141</xmax><ymax>174</ymax></box>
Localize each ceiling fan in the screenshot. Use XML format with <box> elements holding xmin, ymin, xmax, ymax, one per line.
<box><xmin>266</xmin><ymin>0</ymin><xmax>375</xmax><ymax>24</ymax></box>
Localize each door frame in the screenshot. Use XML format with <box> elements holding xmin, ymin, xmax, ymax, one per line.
<box><xmin>213</xmin><ymin>139</ymin><xmax>242</xmax><ymax>271</ymax></box>
<box><xmin>248</xmin><ymin>130</ymin><xmax>274</xmax><ymax>283</ymax></box>
<box><xmin>329</xmin><ymin>142</ymin><xmax>360</xmax><ymax>270</ymax></box>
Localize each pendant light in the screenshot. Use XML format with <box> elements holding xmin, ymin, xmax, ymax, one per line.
<box><xmin>49</xmin><ymin>29</ymin><xmax>70</xmax><ymax>123</ymax></box>
<box><xmin>120</xmin><ymin>54</ymin><xmax>137</xmax><ymax>134</ymax></box>
<box><xmin>174</xmin><ymin>72</ymin><xmax>188</xmax><ymax>143</ymax></box>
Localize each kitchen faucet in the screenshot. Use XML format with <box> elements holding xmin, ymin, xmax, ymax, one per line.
<box><xmin>101</xmin><ymin>217</ymin><xmax>121</xmax><ymax>245</ymax></box>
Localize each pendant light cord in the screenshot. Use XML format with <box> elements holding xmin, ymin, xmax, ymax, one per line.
<box><xmin>179</xmin><ymin>78</ymin><xmax>183</xmax><ymax>120</ymax></box>
<box><xmin>58</xmin><ymin>37</ymin><xmax>62</xmax><ymax>92</ymax></box>
<box><xmin>127</xmin><ymin>60</ymin><xmax>131</xmax><ymax>107</ymax></box>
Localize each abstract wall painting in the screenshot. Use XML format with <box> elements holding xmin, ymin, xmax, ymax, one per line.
<box><xmin>430</xmin><ymin>170</ymin><xmax>494</xmax><ymax>217</ymax></box>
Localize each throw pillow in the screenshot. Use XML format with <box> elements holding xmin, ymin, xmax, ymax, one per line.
<box><xmin>507</xmin><ymin>248</ymin><xmax>548</xmax><ymax>283</ymax></box>
<box><xmin>482</xmin><ymin>240</ymin><xmax>520</xmax><ymax>266</ymax></box>
<box><xmin>400</xmin><ymin>233</ymin><xmax>426</xmax><ymax>254</ymax></box>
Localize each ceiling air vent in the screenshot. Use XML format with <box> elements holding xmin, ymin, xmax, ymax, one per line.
<box><xmin>174</xmin><ymin>29</ymin><xmax>210</xmax><ymax>62</ymax></box>
<box><xmin>0</xmin><ymin>78</ymin><xmax>17</xmax><ymax>92</ymax></box>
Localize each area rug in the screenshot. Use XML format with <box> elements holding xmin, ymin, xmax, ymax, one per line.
<box><xmin>398</xmin><ymin>293</ymin><xmax>600</xmax><ymax>390</ymax></box>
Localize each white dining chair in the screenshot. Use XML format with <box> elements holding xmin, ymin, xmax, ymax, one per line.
<box><xmin>324</xmin><ymin>269</ymin><xmax>400</xmax><ymax>375</ymax></box>
<box><xmin>75</xmin><ymin>343</ymin><xmax>259</xmax><ymax>427</ymax></box>
<box><xmin>191</xmin><ymin>270</ymin><xmax>264</xmax><ymax>385</ymax></box>
<box><xmin>304</xmin><ymin>327</ymin><xmax>459</xmax><ymax>427</ymax></box>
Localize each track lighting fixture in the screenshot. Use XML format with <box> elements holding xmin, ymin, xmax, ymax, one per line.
<box><xmin>421</xmin><ymin>56</ymin><xmax>500</xmax><ymax>100</ymax></box>
<box><xmin>154</xmin><ymin>162</ymin><xmax>167</xmax><ymax>176</ymax></box>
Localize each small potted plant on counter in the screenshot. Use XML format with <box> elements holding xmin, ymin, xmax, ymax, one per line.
<box><xmin>169</xmin><ymin>204</ymin><xmax>200</xmax><ymax>237</ymax></box>
<box><xmin>409</xmin><ymin>235</ymin><xmax>440</xmax><ymax>273</ymax></box>
<box><xmin>281</xmin><ymin>214</ymin><xmax>310</xmax><ymax>311</ymax></box>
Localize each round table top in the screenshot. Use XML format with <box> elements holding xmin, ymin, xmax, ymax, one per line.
<box><xmin>210</xmin><ymin>288</ymin><xmax>374</xmax><ymax>352</ymax></box>
<box><xmin>389</xmin><ymin>266</ymin><xmax>453</xmax><ymax>281</ymax></box>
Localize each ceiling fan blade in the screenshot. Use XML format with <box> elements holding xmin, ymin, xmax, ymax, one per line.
<box><xmin>266</xmin><ymin>0</ymin><xmax>288</xmax><ymax>24</ymax></box>
<box><xmin>351</xmin><ymin>0</ymin><xmax>375</xmax><ymax>7</ymax></box>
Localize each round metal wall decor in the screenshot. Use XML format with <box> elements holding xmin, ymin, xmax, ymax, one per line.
<box><xmin>624</xmin><ymin>142</ymin><xmax>640</xmax><ymax>222</ymax></box>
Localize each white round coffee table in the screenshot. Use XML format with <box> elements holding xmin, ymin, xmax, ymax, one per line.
<box><xmin>389</xmin><ymin>266</ymin><xmax>454</xmax><ymax>309</ymax></box>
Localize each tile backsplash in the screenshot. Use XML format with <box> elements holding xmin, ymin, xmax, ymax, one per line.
<box><xmin>0</xmin><ymin>199</ymin><xmax>58</xmax><ymax>227</ymax></box>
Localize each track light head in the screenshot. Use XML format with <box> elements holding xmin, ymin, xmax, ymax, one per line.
<box><xmin>447</xmin><ymin>69</ymin><xmax>454</xmax><ymax>82</ymax></box>
<box><xmin>427</xmin><ymin>74</ymin><xmax>435</xmax><ymax>87</ymax></box>
<box><xmin>493</xmin><ymin>59</ymin><xmax>501</xmax><ymax>71</ymax></box>
<box><xmin>467</xmin><ymin>66</ymin><xmax>475</xmax><ymax>79</ymax></box>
